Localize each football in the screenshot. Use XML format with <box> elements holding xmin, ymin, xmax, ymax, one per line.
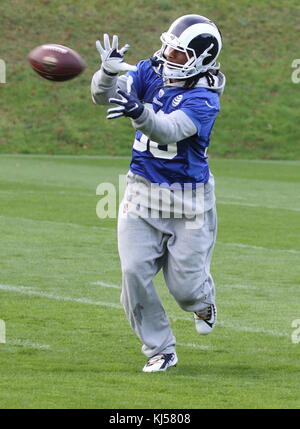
<box><xmin>28</xmin><ymin>44</ymin><xmax>85</xmax><ymax>81</ymax></box>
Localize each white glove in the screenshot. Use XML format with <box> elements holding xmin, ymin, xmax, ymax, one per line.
<box><xmin>96</xmin><ymin>34</ymin><xmax>137</xmax><ymax>75</ymax></box>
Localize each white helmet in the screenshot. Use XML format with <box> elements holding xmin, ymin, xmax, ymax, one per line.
<box><xmin>153</xmin><ymin>14</ymin><xmax>222</xmax><ymax>79</ymax></box>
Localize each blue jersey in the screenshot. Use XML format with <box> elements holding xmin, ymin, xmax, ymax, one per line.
<box><xmin>127</xmin><ymin>59</ymin><xmax>220</xmax><ymax>187</ymax></box>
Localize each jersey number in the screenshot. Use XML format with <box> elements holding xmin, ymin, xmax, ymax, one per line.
<box><xmin>133</xmin><ymin>133</ymin><xmax>178</xmax><ymax>159</ymax></box>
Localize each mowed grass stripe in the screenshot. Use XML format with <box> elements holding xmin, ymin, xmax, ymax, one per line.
<box><xmin>218</xmin><ymin>200</ymin><xmax>300</xmax><ymax>213</ymax></box>
<box><xmin>1</xmin><ymin>156</ymin><xmax>300</xmax><ymax>409</ymax></box>
<box><xmin>0</xmin><ymin>283</ymin><xmax>290</xmax><ymax>338</ymax></box>
<box><xmin>1</xmin><ymin>214</ymin><xmax>299</xmax><ymax>252</ymax></box>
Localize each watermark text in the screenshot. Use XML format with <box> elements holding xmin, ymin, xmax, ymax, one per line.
<box><xmin>0</xmin><ymin>59</ymin><xmax>6</xmax><ymax>83</ymax></box>
<box><xmin>291</xmin><ymin>319</ymin><xmax>300</xmax><ymax>344</ymax></box>
<box><xmin>0</xmin><ymin>320</ymin><xmax>6</xmax><ymax>343</ymax></box>
<box><xmin>291</xmin><ymin>59</ymin><xmax>300</xmax><ymax>83</ymax></box>
<box><xmin>96</xmin><ymin>175</ymin><xmax>206</xmax><ymax>229</ymax></box>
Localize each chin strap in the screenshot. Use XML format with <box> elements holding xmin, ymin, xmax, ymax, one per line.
<box><xmin>150</xmin><ymin>56</ymin><xmax>164</xmax><ymax>68</ymax></box>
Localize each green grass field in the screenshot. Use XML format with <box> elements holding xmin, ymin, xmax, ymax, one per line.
<box><xmin>1</xmin><ymin>0</ymin><xmax>300</xmax><ymax>412</ymax></box>
<box><xmin>1</xmin><ymin>0</ymin><xmax>300</xmax><ymax>159</ymax></box>
<box><xmin>0</xmin><ymin>155</ymin><xmax>299</xmax><ymax>409</ymax></box>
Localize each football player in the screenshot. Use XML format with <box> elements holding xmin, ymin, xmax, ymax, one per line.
<box><xmin>91</xmin><ymin>14</ymin><xmax>225</xmax><ymax>372</ymax></box>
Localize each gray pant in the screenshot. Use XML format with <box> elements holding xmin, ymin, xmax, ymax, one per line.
<box><xmin>118</xmin><ymin>203</ymin><xmax>217</xmax><ymax>358</ymax></box>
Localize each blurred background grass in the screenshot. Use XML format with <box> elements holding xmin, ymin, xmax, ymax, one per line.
<box><xmin>1</xmin><ymin>0</ymin><xmax>300</xmax><ymax>158</ymax></box>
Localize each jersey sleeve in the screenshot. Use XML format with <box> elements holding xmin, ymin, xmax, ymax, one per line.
<box><xmin>180</xmin><ymin>93</ymin><xmax>220</xmax><ymax>136</ymax></box>
<box><xmin>126</xmin><ymin>60</ymin><xmax>154</xmax><ymax>101</ymax></box>
<box><xmin>91</xmin><ymin>60</ymin><xmax>148</xmax><ymax>105</ymax></box>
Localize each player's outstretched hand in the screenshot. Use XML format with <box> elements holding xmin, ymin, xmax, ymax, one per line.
<box><xmin>107</xmin><ymin>89</ymin><xmax>144</xmax><ymax>120</ymax></box>
<box><xmin>96</xmin><ymin>34</ymin><xmax>137</xmax><ymax>75</ymax></box>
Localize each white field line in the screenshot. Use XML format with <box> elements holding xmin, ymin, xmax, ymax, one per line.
<box><xmin>2</xmin><ymin>154</ymin><xmax>300</xmax><ymax>165</ymax></box>
<box><xmin>92</xmin><ymin>281</ymin><xmax>258</xmax><ymax>292</ymax></box>
<box><xmin>218</xmin><ymin>241</ymin><xmax>300</xmax><ymax>255</ymax></box>
<box><xmin>93</xmin><ymin>281</ymin><xmax>260</xmax><ymax>292</ymax></box>
<box><xmin>0</xmin><ymin>283</ymin><xmax>290</xmax><ymax>338</ymax></box>
<box><xmin>7</xmin><ymin>339</ymin><xmax>51</xmax><ymax>350</ymax></box>
<box><xmin>0</xmin><ymin>284</ymin><xmax>122</xmax><ymax>309</ymax></box>
<box><xmin>216</xmin><ymin>321</ymin><xmax>289</xmax><ymax>338</ymax></box>
<box><xmin>0</xmin><ymin>154</ymin><xmax>131</xmax><ymax>160</ymax></box>
<box><xmin>0</xmin><ymin>189</ymin><xmax>94</xmax><ymax>198</ymax></box>
<box><xmin>0</xmin><ymin>215</ymin><xmax>111</xmax><ymax>232</ymax></box>
<box><xmin>177</xmin><ymin>342</ymin><xmax>211</xmax><ymax>350</ymax></box>
<box><xmin>221</xmin><ymin>284</ymin><xmax>259</xmax><ymax>290</ymax></box>
<box><xmin>91</xmin><ymin>281</ymin><xmax>121</xmax><ymax>289</ymax></box>
<box><xmin>172</xmin><ymin>315</ymin><xmax>289</xmax><ymax>338</ymax></box>
<box><xmin>2</xmin><ymin>189</ymin><xmax>299</xmax><ymax>212</ymax></box>
<box><xmin>219</xmin><ymin>195</ymin><xmax>250</xmax><ymax>201</ymax></box>
<box><xmin>226</xmin><ymin>159</ymin><xmax>300</xmax><ymax>166</ymax></box>
<box><xmin>218</xmin><ymin>199</ymin><xmax>300</xmax><ymax>212</ymax></box>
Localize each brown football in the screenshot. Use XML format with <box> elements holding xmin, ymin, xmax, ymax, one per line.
<box><xmin>28</xmin><ymin>44</ymin><xmax>85</xmax><ymax>81</ymax></box>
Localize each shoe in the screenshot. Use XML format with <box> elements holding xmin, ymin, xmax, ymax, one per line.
<box><xmin>142</xmin><ymin>353</ymin><xmax>178</xmax><ymax>373</ymax></box>
<box><xmin>194</xmin><ymin>304</ymin><xmax>217</xmax><ymax>335</ymax></box>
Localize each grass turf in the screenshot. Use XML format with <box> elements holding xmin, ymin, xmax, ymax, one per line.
<box><xmin>0</xmin><ymin>155</ymin><xmax>299</xmax><ymax>409</ymax></box>
<box><xmin>1</xmin><ymin>0</ymin><xmax>300</xmax><ymax>159</ymax></box>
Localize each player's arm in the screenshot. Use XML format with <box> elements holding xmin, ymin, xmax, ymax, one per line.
<box><xmin>131</xmin><ymin>106</ymin><xmax>198</xmax><ymax>145</ymax></box>
<box><xmin>91</xmin><ymin>34</ymin><xmax>137</xmax><ymax>105</ymax></box>
<box><xmin>107</xmin><ymin>90</ymin><xmax>198</xmax><ymax>145</ymax></box>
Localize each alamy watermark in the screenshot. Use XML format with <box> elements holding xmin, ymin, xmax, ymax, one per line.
<box><xmin>291</xmin><ymin>319</ymin><xmax>300</xmax><ymax>344</ymax></box>
<box><xmin>0</xmin><ymin>319</ymin><xmax>6</xmax><ymax>343</ymax></box>
<box><xmin>0</xmin><ymin>59</ymin><xmax>6</xmax><ymax>83</ymax></box>
<box><xmin>291</xmin><ymin>59</ymin><xmax>300</xmax><ymax>83</ymax></box>
<box><xmin>96</xmin><ymin>174</ymin><xmax>205</xmax><ymax>229</ymax></box>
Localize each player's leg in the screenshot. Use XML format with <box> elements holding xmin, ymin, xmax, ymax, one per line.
<box><xmin>163</xmin><ymin>206</ymin><xmax>218</xmax><ymax>333</ymax></box>
<box><xmin>118</xmin><ymin>210</ymin><xmax>177</xmax><ymax>362</ymax></box>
